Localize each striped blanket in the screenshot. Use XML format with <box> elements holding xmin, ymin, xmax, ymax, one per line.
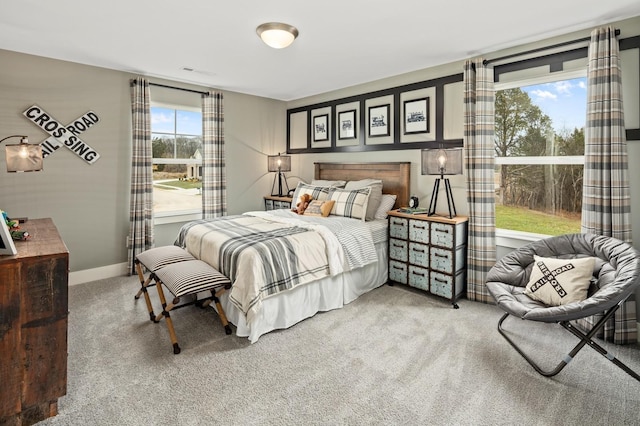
<box><xmin>174</xmin><ymin>212</ymin><xmax>377</xmax><ymax>324</ymax></box>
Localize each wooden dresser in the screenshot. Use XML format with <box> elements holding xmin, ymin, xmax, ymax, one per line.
<box><xmin>0</xmin><ymin>218</ymin><xmax>69</xmax><ymax>425</ymax></box>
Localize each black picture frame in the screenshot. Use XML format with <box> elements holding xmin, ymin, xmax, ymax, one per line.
<box><xmin>313</xmin><ymin>114</ymin><xmax>329</xmax><ymax>142</ymax></box>
<box><xmin>338</xmin><ymin>109</ymin><xmax>357</xmax><ymax>140</ymax></box>
<box><xmin>368</xmin><ymin>104</ymin><xmax>390</xmax><ymax>137</ymax></box>
<box><xmin>403</xmin><ymin>97</ymin><xmax>430</xmax><ymax>135</ymax></box>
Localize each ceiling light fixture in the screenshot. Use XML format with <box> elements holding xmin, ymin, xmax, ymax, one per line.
<box><xmin>256</xmin><ymin>22</ymin><xmax>299</xmax><ymax>49</ymax></box>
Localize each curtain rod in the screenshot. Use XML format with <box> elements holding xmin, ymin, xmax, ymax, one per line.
<box><xmin>484</xmin><ymin>28</ymin><xmax>620</xmax><ymax>65</ymax></box>
<box><xmin>149</xmin><ymin>82</ymin><xmax>208</xmax><ymax>95</ymax></box>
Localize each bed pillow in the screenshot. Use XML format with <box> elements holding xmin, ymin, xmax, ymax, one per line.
<box><xmin>344</xmin><ymin>179</ymin><xmax>383</xmax><ymax>221</ymax></box>
<box><xmin>291</xmin><ymin>182</ymin><xmax>330</xmax><ymax>205</ymax></box>
<box><xmin>304</xmin><ymin>200</ymin><xmax>335</xmax><ymax>217</ymax></box>
<box><xmin>311</xmin><ymin>179</ymin><xmax>346</xmax><ymax>188</ymax></box>
<box><xmin>327</xmin><ymin>187</ymin><xmax>371</xmax><ymax>221</ymax></box>
<box><xmin>523</xmin><ymin>255</ymin><xmax>595</xmax><ymax>306</ymax></box>
<box><xmin>374</xmin><ymin>194</ymin><xmax>397</xmax><ymax>220</ymax></box>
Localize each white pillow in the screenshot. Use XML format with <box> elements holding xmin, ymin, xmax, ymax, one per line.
<box><xmin>327</xmin><ymin>187</ymin><xmax>371</xmax><ymax>221</ymax></box>
<box><xmin>374</xmin><ymin>194</ymin><xmax>397</xmax><ymax>220</ymax></box>
<box><xmin>344</xmin><ymin>179</ymin><xmax>383</xmax><ymax>221</ymax></box>
<box><xmin>311</xmin><ymin>179</ymin><xmax>346</xmax><ymax>188</ymax></box>
<box><xmin>524</xmin><ymin>255</ymin><xmax>595</xmax><ymax>306</ymax></box>
<box><xmin>291</xmin><ymin>182</ymin><xmax>330</xmax><ymax>205</ymax></box>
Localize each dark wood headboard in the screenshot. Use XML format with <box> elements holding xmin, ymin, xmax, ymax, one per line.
<box><xmin>314</xmin><ymin>162</ymin><xmax>410</xmax><ymax>209</ymax></box>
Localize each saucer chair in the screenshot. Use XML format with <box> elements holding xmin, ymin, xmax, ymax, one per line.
<box><xmin>486</xmin><ymin>233</ymin><xmax>640</xmax><ymax>381</ymax></box>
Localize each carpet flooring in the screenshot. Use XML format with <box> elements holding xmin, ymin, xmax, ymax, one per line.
<box><xmin>37</xmin><ymin>275</ymin><xmax>640</xmax><ymax>425</ymax></box>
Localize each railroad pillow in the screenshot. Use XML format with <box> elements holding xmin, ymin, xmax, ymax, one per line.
<box><xmin>524</xmin><ymin>255</ymin><xmax>595</xmax><ymax>306</ymax></box>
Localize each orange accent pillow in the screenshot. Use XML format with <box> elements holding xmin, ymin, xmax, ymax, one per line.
<box><xmin>303</xmin><ymin>200</ymin><xmax>335</xmax><ymax>217</ymax></box>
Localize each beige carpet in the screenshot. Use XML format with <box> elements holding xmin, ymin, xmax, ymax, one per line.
<box><xmin>38</xmin><ymin>275</ymin><xmax>640</xmax><ymax>425</ymax></box>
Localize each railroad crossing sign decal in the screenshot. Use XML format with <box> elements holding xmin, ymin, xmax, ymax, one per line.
<box><xmin>23</xmin><ymin>105</ymin><xmax>101</xmax><ymax>164</ymax></box>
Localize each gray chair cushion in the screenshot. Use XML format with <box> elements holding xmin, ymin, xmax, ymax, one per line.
<box><xmin>486</xmin><ymin>233</ymin><xmax>640</xmax><ymax>322</ymax></box>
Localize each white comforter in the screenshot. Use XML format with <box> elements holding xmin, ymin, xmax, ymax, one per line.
<box><xmin>175</xmin><ymin>211</ymin><xmax>377</xmax><ymax>325</ymax></box>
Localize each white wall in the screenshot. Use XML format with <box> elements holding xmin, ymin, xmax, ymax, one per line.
<box><xmin>0</xmin><ymin>49</ymin><xmax>284</xmax><ymax>272</ymax></box>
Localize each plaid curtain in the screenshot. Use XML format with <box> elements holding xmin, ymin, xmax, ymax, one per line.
<box><xmin>127</xmin><ymin>77</ymin><xmax>154</xmax><ymax>275</ymax></box>
<box><xmin>578</xmin><ymin>26</ymin><xmax>636</xmax><ymax>344</ymax></box>
<box><xmin>463</xmin><ymin>59</ymin><xmax>496</xmax><ymax>303</ymax></box>
<box><xmin>202</xmin><ymin>91</ymin><xmax>227</xmax><ymax>218</ymax></box>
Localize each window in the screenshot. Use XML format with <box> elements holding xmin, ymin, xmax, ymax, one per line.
<box><xmin>494</xmin><ymin>72</ymin><xmax>586</xmax><ymax>237</ymax></box>
<box><xmin>151</xmin><ymin>106</ymin><xmax>203</xmax><ymax>216</ymax></box>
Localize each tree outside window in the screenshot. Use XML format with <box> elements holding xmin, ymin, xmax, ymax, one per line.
<box><xmin>494</xmin><ymin>76</ymin><xmax>586</xmax><ymax>236</ymax></box>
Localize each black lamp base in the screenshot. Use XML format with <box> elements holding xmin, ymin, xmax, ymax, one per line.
<box><xmin>427</xmin><ymin>177</ymin><xmax>457</xmax><ymax>219</ymax></box>
<box><xmin>270</xmin><ymin>171</ymin><xmax>290</xmax><ymax>197</ymax></box>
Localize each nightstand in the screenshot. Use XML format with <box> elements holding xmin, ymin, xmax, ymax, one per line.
<box><xmin>264</xmin><ymin>195</ymin><xmax>293</xmax><ymax>210</ymax></box>
<box><xmin>387</xmin><ymin>210</ymin><xmax>468</xmax><ymax>308</ymax></box>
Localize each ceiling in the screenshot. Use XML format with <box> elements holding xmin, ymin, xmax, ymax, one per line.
<box><xmin>2</xmin><ymin>1</ymin><xmax>640</xmax><ymax>101</ymax></box>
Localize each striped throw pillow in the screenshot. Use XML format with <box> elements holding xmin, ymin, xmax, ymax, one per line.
<box><xmin>291</xmin><ymin>182</ymin><xmax>330</xmax><ymax>205</ymax></box>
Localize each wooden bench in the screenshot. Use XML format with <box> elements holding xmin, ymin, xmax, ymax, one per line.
<box><xmin>134</xmin><ymin>247</ymin><xmax>232</xmax><ymax>354</ymax></box>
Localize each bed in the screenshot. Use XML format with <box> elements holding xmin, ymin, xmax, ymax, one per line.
<box><xmin>175</xmin><ymin>162</ymin><xmax>410</xmax><ymax>343</ymax></box>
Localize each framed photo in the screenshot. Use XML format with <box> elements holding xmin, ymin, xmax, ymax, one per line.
<box><xmin>403</xmin><ymin>97</ymin><xmax>430</xmax><ymax>135</ymax></box>
<box><xmin>0</xmin><ymin>222</ymin><xmax>17</xmax><ymax>256</ymax></box>
<box><xmin>338</xmin><ymin>110</ymin><xmax>357</xmax><ymax>140</ymax></box>
<box><xmin>368</xmin><ymin>104</ymin><xmax>390</xmax><ymax>137</ymax></box>
<box><xmin>313</xmin><ymin>114</ymin><xmax>329</xmax><ymax>142</ymax></box>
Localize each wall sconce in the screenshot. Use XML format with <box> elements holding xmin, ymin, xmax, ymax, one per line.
<box><xmin>421</xmin><ymin>147</ymin><xmax>463</xmax><ymax>218</ymax></box>
<box><xmin>268</xmin><ymin>153</ymin><xmax>291</xmax><ymax>197</ymax></box>
<box><xmin>0</xmin><ymin>135</ymin><xmax>43</xmax><ymax>172</ymax></box>
<box><xmin>256</xmin><ymin>22</ymin><xmax>299</xmax><ymax>49</ymax></box>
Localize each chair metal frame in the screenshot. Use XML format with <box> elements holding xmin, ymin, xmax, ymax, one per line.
<box><xmin>497</xmin><ymin>299</ymin><xmax>640</xmax><ymax>381</ymax></box>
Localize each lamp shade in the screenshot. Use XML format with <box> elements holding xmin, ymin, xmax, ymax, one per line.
<box><xmin>267</xmin><ymin>154</ymin><xmax>291</xmax><ymax>172</ymax></box>
<box><xmin>421</xmin><ymin>148</ymin><xmax>463</xmax><ymax>176</ymax></box>
<box><xmin>1</xmin><ymin>135</ymin><xmax>43</xmax><ymax>172</ymax></box>
<box><xmin>256</xmin><ymin>22</ymin><xmax>299</xmax><ymax>49</ymax></box>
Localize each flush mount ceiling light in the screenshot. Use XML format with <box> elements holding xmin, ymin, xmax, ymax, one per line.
<box><xmin>256</xmin><ymin>22</ymin><xmax>299</xmax><ymax>49</ymax></box>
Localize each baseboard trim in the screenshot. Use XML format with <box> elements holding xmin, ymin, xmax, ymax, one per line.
<box><xmin>69</xmin><ymin>262</ymin><xmax>128</xmax><ymax>286</ymax></box>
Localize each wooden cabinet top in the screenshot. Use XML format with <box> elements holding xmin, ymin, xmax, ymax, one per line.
<box><xmin>0</xmin><ymin>218</ymin><xmax>68</xmax><ymax>264</ymax></box>
<box><xmin>264</xmin><ymin>195</ymin><xmax>293</xmax><ymax>202</ymax></box>
<box><xmin>387</xmin><ymin>210</ymin><xmax>469</xmax><ymax>225</ymax></box>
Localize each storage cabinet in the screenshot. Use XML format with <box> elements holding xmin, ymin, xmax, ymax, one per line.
<box><xmin>387</xmin><ymin>211</ymin><xmax>468</xmax><ymax>308</ymax></box>
<box><xmin>264</xmin><ymin>195</ymin><xmax>293</xmax><ymax>211</ymax></box>
<box><xmin>0</xmin><ymin>218</ymin><xmax>69</xmax><ymax>425</ymax></box>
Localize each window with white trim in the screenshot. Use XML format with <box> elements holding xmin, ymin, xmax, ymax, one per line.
<box><xmin>151</xmin><ymin>106</ymin><xmax>203</xmax><ymax>216</ymax></box>
<box><xmin>494</xmin><ymin>70</ymin><xmax>586</xmax><ymax>236</ymax></box>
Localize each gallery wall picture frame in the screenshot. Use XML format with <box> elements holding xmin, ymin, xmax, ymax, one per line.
<box><xmin>0</xmin><ymin>222</ymin><xmax>17</xmax><ymax>256</ymax></box>
<box><xmin>368</xmin><ymin>104</ymin><xmax>390</xmax><ymax>137</ymax></box>
<box><xmin>338</xmin><ymin>109</ymin><xmax>357</xmax><ymax>140</ymax></box>
<box><xmin>313</xmin><ymin>114</ymin><xmax>329</xmax><ymax>142</ymax></box>
<box><xmin>403</xmin><ymin>97</ymin><xmax>430</xmax><ymax>135</ymax></box>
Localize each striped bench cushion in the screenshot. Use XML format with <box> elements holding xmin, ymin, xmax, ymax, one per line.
<box><xmin>154</xmin><ymin>260</ymin><xmax>232</xmax><ymax>298</ymax></box>
<box><xmin>136</xmin><ymin>246</ymin><xmax>195</xmax><ymax>271</ymax></box>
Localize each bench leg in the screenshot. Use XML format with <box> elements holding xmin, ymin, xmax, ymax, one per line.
<box><xmin>154</xmin><ymin>280</ymin><xmax>181</xmax><ymax>355</ymax></box>
<box><xmin>134</xmin><ymin>261</ymin><xmax>157</xmax><ymax>322</ymax></box>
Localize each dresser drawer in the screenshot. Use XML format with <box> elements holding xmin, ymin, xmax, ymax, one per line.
<box><xmin>265</xmin><ymin>199</ymin><xmax>274</xmax><ymax>210</ymax></box>
<box><xmin>389</xmin><ymin>239</ymin><xmax>408</xmax><ymax>262</ymax></box>
<box><xmin>408</xmin><ymin>242</ymin><xmax>429</xmax><ymax>268</ymax></box>
<box><xmin>430</xmin><ymin>247</ymin><xmax>453</xmax><ymax>274</ymax></box>
<box><xmin>389</xmin><ymin>260</ymin><xmax>408</xmax><ymax>284</ymax></box>
<box><xmin>389</xmin><ymin>216</ymin><xmax>408</xmax><ymax>239</ymax></box>
<box><xmin>408</xmin><ymin>265</ymin><xmax>429</xmax><ymax>291</ymax></box>
<box><xmin>430</xmin><ymin>272</ymin><xmax>453</xmax><ymax>299</ymax></box>
<box><xmin>431</xmin><ymin>222</ymin><xmax>454</xmax><ymax>248</ymax></box>
<box><xmin>274</xmin><ymin>200</ymin><xmax>290</xmax><ymax>209</ymax></box>
<box><xmin>409</xmin><ymin>219</ymin><xmax>429</xmax><ymax>243</ymax></box>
